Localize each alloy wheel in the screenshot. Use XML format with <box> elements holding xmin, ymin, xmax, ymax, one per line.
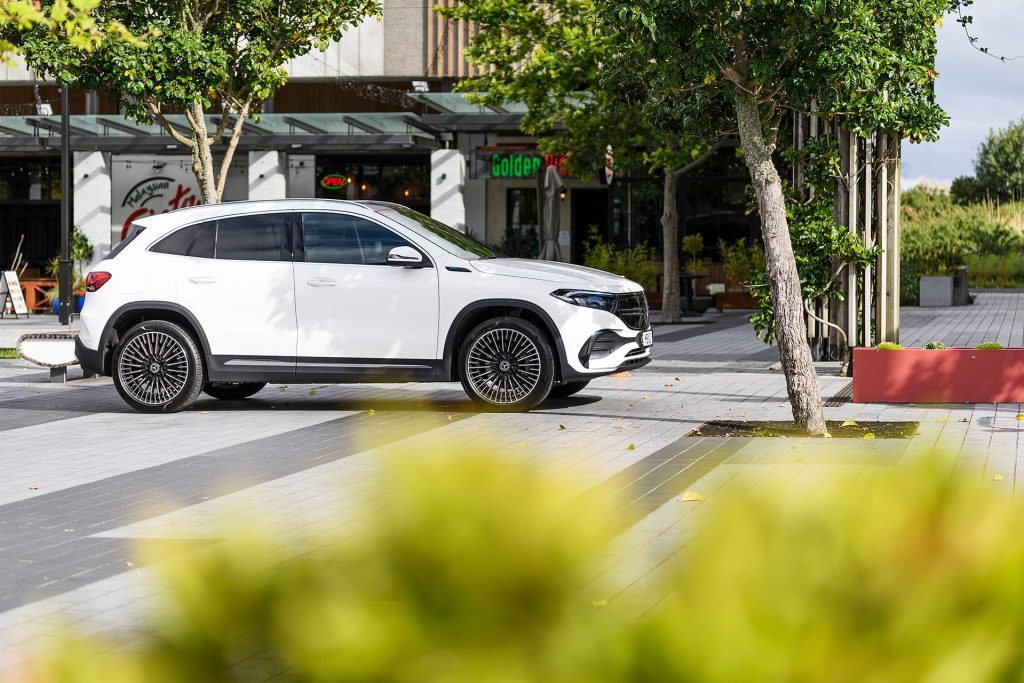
<box><xmin>117</xmin><ymin>330</ymin><xmax>190</xmax><ymax>406</ymax></box>
<box><xmin>466</xmin><ymin>327</ymin><xmax>542</xmax><ymax>404</ymax></box>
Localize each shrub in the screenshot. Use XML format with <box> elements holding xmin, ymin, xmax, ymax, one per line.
<box><xmin>719</xmin><ymin>238</ymin><xmax>765</xmax><ymax>289</ymax></box>
<box><xmin>875</xmin><ymin>342</ymin><xmax>904</xmax><ymax>350</ymax></box>
<box><xmin>681</xmin><ymin>233</ymin><xmax>705</xmax><ymax>274</ymax></box>
<box><xmin>976</xmin><ymin>342</ymin><xmax>1005</xmax><ymax>350</ymax></box>
<box><xmin>583</xmin><ymin>227</ymin><xmax>658</xmax><ymax>290</ymax></box>
<box><xmin>27</xmin><ymin>453</ymin><xmax>1024</xmax><ymax>682</ymax></box>
<box><xmin>923</xmin><ymin>341</ymin><xmax>946</xmax><ymax>350</ymax></box>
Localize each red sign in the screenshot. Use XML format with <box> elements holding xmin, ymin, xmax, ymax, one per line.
<box><xmin>320</xmin><ymin>174</ymin><xmax>352</xmax><ymax>190</ymax></box>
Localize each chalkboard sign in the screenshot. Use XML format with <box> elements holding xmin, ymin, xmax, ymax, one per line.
<box><xmin>1</xmin><ymin>271</ymin><xmax>28</xmax><ymax>317</ymax></box>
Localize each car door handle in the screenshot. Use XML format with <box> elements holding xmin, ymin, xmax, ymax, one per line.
<box><xmin>307</xmin><ymin>278</ymin><xmax>337</xmax><ymax>288</ymax></box>
<box><xmin>188</xmin><ymin>276</ymin><xmax>218</xmax><ymax>285</ymax></box>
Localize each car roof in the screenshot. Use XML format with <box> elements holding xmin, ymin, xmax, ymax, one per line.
<box><xmin>132</xmin><ymin>199</ymin><xmax>389</xmax><ymax>234</ymax></box>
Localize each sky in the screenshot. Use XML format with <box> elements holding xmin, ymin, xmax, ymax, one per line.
<box><xmin>902</xmin><ymin>0</ymin><xmax>1024</xmax><ymax>187</ymax></box>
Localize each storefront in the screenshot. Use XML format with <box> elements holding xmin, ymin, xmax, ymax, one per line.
<box><xmin>314</xmin><ymin>154</ymin><xmax>430</xmax><ymax>214</ymax></box>
<box><xmin>0</xmin><ymin>158</ymin><xmax>61</xmax><ymax>275</ymax></box>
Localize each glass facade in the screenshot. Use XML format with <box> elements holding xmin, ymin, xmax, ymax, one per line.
<box><xmin>314</xmin><ymin>155</ymin><xmax>429</xmax><ymax>214</ymax></box>
<box><xmin>0</xmin><ymin>158</ymin><xmax>61</xmax><ymax>273</ymax></box>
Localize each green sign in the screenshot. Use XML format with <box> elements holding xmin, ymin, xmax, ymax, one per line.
<box><xmin>480</xmin><ymin>151</ymin><xmax>569</xmax><ymax>179</ymax></box>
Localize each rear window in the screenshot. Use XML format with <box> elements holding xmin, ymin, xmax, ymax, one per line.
<box><xmin>104</xmin><ymin>224</ymin><xmax>146</xmax><ymax>260</ymax></box>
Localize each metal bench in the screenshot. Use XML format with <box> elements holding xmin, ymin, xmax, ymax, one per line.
<box><xmin>16</xmin><ymin>332</ymin><xmax>94</xmax><ymax>383</ymax></box>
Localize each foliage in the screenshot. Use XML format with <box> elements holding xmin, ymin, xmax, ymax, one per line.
<box><xmin>950</xmin><ymin>175</ymin><xmax>984</xmax><ymax>205</ymax></box>
<box><xmin>875</xmin><ymin>342</ymin><xmax>904</xmax><ymax>350</ymax></box>
<box><xmin>923</xmin><ymin>341</ymin><xmax>946</xmax><ymax>349</ymax></box>
<box><xmin>976</xmin><ymin>341</ymin><xmax>1004</xmax><ymax>350</ymax></box>
<box><xmin>751</xmin><ymin>139</ymin><xmax>879</xmax><ymax>345</ymax></box>
<box><xmin>974</xmin><ymin>117</ymin><xmax>1024</xmax><ymax>202</ymax></box>
<box><xmin>28</xmin><ymin>450</ymin><xmax>1024</xmax><ymax>682</ymax></box>
<box><xmin>20</xmin><ymin>0</ymin><xmax>379</xmax><ymax>202</ymax></box>
<box><xmin>719</xmin><ymin>238</ymin><xmax>765</xmax><ymax>289</ymax></box>
<box><xmin>901</xmin><ymin>188</ymin><xmax>1024</xmax><ymax>301</ymax></box>
<box><xmin>0</xmin><ymin>348</ymin><xmax>19</xmax><ymax>359</ymax></box>
<box><xmin>681</xmin><ymin>233</ymin><xmax>705</xmax><ymax>274</ymax></box>
<box><xmin>582</xmin><ymin>227</ymin><xmax>658</xmax><ymax>290</ymax></box>
<box><xmin>0</xmin><ymin>0</ymin><xmax>136</xmax><ymax>59</ymax></box>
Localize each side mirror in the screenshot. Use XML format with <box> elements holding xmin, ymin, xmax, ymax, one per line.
<box><xmin>387</xmin><ymin>245</ymin><xmax>424</xmax><ymax>268</ymax></box>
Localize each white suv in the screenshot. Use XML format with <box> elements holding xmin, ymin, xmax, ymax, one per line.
<box><xmin>76</xmin><ymin>200</ymin><xmax>652</xmax><ymax>413</ymax></box>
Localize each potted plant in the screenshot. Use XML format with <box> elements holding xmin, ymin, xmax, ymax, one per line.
<box><xmin>44</xmin><ymin>230</ymin><xmax>93</xmax><ymax>314</ymax></box>
<box><xmin>716</xmin><ymin>238</ymin><xmax>764</xmax><ymax>310</ymax></box>
<box><xmin>853</xmin><ymin>341</ymin><xmax>1024</xmax><ymax>403</ymax></box>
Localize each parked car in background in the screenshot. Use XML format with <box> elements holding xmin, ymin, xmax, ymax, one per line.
<box><xmin>76</xmin><ymin>200</ymin><xmax>652</xmax><ymax>413</ymax></box>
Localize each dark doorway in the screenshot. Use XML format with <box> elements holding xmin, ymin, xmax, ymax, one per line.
<box><xmin>571</xmin><ymin>189</ymin><xmax>608</xmax><ymax>264</ymax></box>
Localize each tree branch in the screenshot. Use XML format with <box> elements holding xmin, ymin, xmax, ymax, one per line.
<box><xmin>215</xmin><ymin>98</ymin><xmax>252</xmax><ymax>201</ymax></box>
<box><xmin>671</xmin><ymin>136</ymin><xmax>728</xmax><ymax>179</ymax></box>
<box><xmin>145</xmin><ymin>97</ymin><xmax>194</xmax><ymax>147</ymax></box>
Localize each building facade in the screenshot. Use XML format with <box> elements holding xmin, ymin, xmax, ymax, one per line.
<box><xmin>0</xmin><ymin>0</ymin><xmax>755</xmax><ymax>288</ymax></box>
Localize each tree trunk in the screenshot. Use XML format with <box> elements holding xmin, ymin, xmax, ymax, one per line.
<box><xmin>660</xmin><ymin>169</ymin><xmax>681</xmax><ymax>323</ymax></box>
<box><xmin>189</xmin><ymin>103</ymin><xmax>220</xmax><ymax>204</ymax></box>
<box><xmin>733</xmin><ymin>88</ymin><xmax>827</xmax><ymax>436</ymax></box>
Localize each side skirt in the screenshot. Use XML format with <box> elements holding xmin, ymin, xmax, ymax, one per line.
<box><xmin>207</xmin><ymin>356</ymin><xmax>443</xmax><ymax>383</ymax></box>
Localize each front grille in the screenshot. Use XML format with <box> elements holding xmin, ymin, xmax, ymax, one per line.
<box><xmin>614</xmin><ymin>292</ymin><xmax>649</xmax><ymax>330</ymax></box>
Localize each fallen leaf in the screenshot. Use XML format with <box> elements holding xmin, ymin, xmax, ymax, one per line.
<box><xmin>611</xmin><ymin>371</ymin><xmax>632</xmax><ymax>378</ymax></box>
<box><xmin>664</xmin><ymin>384</ymin><xmax>674</xmax><ymax>388</ymax></box>
<box><xmin>841</xmin><ymin>420</ymin><xmax>858</xmax><ymax>427</ymax></box>
<box><xmin>994</xmin><ymin>474</ymin><xmax>1005</xmax><ymax>481</ymax></box>
<box><xmin>959</xmin><ymin>418</ymin><xmax>969</xmax><ymax>423</ymax></box>
<box><xmin>614</xmin><ymin>417</ymin><xmax>623</xmax><ymax>421</ymax></box>
<box><xmin>1017</xmin><ymin>414</ymin><xmax>1024</xmax><ymax>421</ymax></box>
<box><xmin>823</xmin><ymin>433</ymin><xmax>833</xmax><ymax>439</ymax></box>
<box><xmin>641</xmin><ymin>396</ymin><xmax>649</xmax><ymax>400</ymax></box>
<box><xmin>679</xmin><ymin>491</ymin><xmax>703</xmax><ymax>502</ymax></box>
<box><xmin>674</xmin><ymin>377</ymin><xmax>681</xmax><ymax>381</ymax></box>
<box><xmin>592</xmin><ymin>600</ymin><xmax>608</xmax><ymax>608</ymax></box>
<box><xmin>559</xmin><ymin>424</ymin><xmax>567</xmax><ymax>431</ymax></box>
<box><xmin>201</xmin><ymin>411</ymin><xmax>209</xmax><ymax>415</ymax></box>
<box><xmin>518</xmin><ymin>443</ymin><xmax>525</xmax><ymax>448</ymax></box>
<box><xmin>935</xmin><ymin>416</ymin><xmax>948</xmax><ymax>424</ymax></box>
<box><xmin>308</xmin><ymin>389</ymin><xmax>317</xmax><ymax>396</ymax></box>
<box><xmin>627</xmin><ymin>443</ymin><xmax>636</xmax><ymax>450</ymax></box>
<box><xmin>863</xmin><ymin>433</ymin><xmax>876</xmax><ymax>440</ymax></box>
<box><xmin>125</xmin><ymin>561</ymin><xmax>134</xmax><ymax>568</ymax></box>
<box><xmin>27</xmin><ymin>484</ymin><xmax>40</xmax><ymax>490</ymax></box>
<box><xmin>367</xmin><ymin>409</ymin><xmax>376</xmax><ymax>415</ymax></box>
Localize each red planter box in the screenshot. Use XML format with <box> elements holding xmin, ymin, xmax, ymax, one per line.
<box><xmin>853</xmin><ymin>347</ymin><xmax>1024</xmax><ymax>403</ymax></box>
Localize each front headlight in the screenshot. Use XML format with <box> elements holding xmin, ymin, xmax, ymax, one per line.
<box><xmin>551</xmin><ymin>289</ymin><xmax>617</xmax><ymax>312</ymax></box>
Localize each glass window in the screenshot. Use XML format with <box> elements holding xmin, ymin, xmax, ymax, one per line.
<box><xmin>150</xmin><ymin>224</ymin><xmax>200</xmax><ymax>256</ymax></box>
<box><xmin>214</xmin><ymin>213</ymin><xmax>290</xmax><ymax>261</ymax></box>
<box><xmin>302</xmin><ymin>212</ymin><xmax>414</xmax><ymax>266</ymax></box>
<box><xmin>189</xmin><ymin>222</ymin><xmax>215</xmax><ymax>259</ymax></box>
<box><xmin>365</xmin><ymin>203</ymin><xmax>497</xmax><ymax>260</ymax></box>
<box><xmin>104</xmin><ymin>224</ymin><xmax>146</xmax><ymax>260</ymax></box>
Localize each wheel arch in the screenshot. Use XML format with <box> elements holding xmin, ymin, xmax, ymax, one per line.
<box><xmin>442</xmin><ymin>299</ymin><xmax>568</xmax><ymax>382</ymax></box>
<box><xmin>100</xmin><ymin>301</ymin><xmax>211</xmax><ymax>376</ymax></box>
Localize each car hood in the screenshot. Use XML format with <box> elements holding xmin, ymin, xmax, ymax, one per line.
<box><xmin>469</xmin><ymin>258</ymin><xmax>643</xmax><ymax>293</ymax></box>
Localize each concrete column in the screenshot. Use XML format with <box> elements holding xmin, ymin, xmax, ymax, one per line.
<box><xmin>431</xmin><ymin>148</ymin><xmax>466</xmax><ymax>232</ymax></box>
<box><xmin>287</xmin><ymin>154</ymin><xmax>316</xmax><ymax>198</ymax></box>
<box><xmin>247</xmin><ymin>150</ymin><xmax>287</xmax><ymax>200</ymax></box>
<box><xmin>459</xmin><ymin>134</ymin><xmax>487</xmax><ymax>241</ymax></box>
<box><xmin>72</xmin><ymin>151</ymin><xmax>112</xmax><ymax>266</ymax></box>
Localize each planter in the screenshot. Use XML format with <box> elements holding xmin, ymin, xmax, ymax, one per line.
<box><xmin>49</xmin><ymin>296</ymin><xmax>85</xmax><ymax>315</ymax></box>
<box><xmin>919</xmin><ymin>275</ymin><xmax>953</xmax><ymax>307</ymax></box>
<box><xmin>715</xmin><ymin>291</ymin><xmax>758</xmax><ymax>311</ymax></box>
<box><xmin>853</xmin><ymin>347</ymin><xmax>1024</xmax><ymax>403</ymax></box>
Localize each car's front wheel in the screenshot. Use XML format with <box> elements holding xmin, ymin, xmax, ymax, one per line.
<box><xmin>113</xmin><ymin>320</ymin><xmax>204</xmax><ymax>413</ymax></box>
<box><xmin>459</xmin><ymin>316</ymin><xmax>555</xmax><ymax>412</ymax></box>
<box><xmin>203</xmin><ymin>382</ymin><xmax>266</xmax><ymax>401</ymax></box>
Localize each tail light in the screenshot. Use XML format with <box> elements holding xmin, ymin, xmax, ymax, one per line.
<box><xmin>85</xmin><ymin>271</ymin><xmax>112</xmax><ymax>292</ymax></box>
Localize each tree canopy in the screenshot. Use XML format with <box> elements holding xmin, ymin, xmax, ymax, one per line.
<box><xmin>20</xmin><ymin>0</ymin><xmax>380</xmax><ymax>202</ymax></box>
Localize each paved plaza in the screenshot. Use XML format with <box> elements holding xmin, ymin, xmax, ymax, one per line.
<box><xmin>1</xmin><ymin>292</ymin><xmax>1023</xmax><ymax>674</ymax></box>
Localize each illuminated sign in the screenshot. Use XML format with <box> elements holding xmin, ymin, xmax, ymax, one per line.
<box><xmin>474</xmin><ymin>148</ymin><xmax>570</xmax><ymax>179</ymax></box>
<box><xmin>320</xmin><ymin>174</ymin><xmax>353</xmax><ymax>189</ymax></box>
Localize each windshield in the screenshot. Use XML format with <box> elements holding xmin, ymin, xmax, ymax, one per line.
<box><xmin>368</xmin><ymin>203</ymin><xmax>498</xmax><ymax>260</ymax></box>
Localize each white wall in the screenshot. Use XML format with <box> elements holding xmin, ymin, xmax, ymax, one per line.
<box><xmin>248</xmin><ymin>151</ymin><xmax>287</xmax><ymax>200</ymax></box>
<box><xmin>430</xmin><ymin>149</ymin><xmax>466</xmax><ymax>232</ymax></box>
<box><xmin>72</xmin><ymin>151</ymin><xmax>112</xmax><ymax>267</ymax></box>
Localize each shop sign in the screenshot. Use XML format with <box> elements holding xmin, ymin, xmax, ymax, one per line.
<box><xmin>474</xmin><ymin>148</ymin><xmax>569</xmax><ymax>180</ymax></box>
<box><xmin>319</xmin><ymin>173</ymin><xmax>352</xmax><ymax>190</ymax></box>
<box><xmin>112</xmin><ymin>156</ymin><xmax>202</xmax><ymax>241</ymax></box>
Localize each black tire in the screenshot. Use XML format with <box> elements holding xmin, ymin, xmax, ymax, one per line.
<box><xmin>203</xmin><ymin>382</ymin><xmax>267</xmax><ymax>401</ymax></box>
<box><xmin>547</xmin><ymin>380</ymin><xmax>590</xmax><ymax>399</ymax></box>
<box><xmin>459</xmin><ymin>316</ymin><xmax>556</xmax><ymax>412</ymax></box>
<box><xmin>112</xmin><ymin>320</ymin><xmax>204</xmax><ymax>413</ymax></box>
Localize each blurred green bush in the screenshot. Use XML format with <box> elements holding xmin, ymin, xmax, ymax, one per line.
<box><xmin>25</xmin><ymin>453</ymin><xmax>1024</xmax><ymax>682</ymax></box>
<box><xmin>583</xmin><ymin>227</ymin><xmax>658</xmax><ymax>290</ymax></box>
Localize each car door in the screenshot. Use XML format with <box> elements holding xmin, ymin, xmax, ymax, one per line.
<box><xmin>293</xmin><ymin>211</ymin><xmax>439</xmax><ymax>380</ymax></box>
<box><xmin>174</xmin><ymin>212</ymin><xmax>297</xmax><ymax>380</ymax></box>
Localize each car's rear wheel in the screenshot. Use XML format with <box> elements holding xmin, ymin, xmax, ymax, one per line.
<box><xmin>113</xmin><ymin>320</ymin><xmax>204</xmax><ymax>413</ymax></box>
<box><xmin>460</xmin><ymin>316</ymin><xmax>555</xmax><ymax>411</ymax></box>
<box><xmin>203</xmin><ymin>382</ymin><xmax>266</xmax><ymax>401</ymax></box>
<box><xmin>547</xmin><ymin>380</ymin><xmax>590</xmax><ymax>399</ymax></box>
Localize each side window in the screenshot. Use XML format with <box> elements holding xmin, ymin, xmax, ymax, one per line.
<box><xmin>302</xmin><ymin>212</ymin><xmax>415</xmax><ymax>266</ymax></box>
<box><xmin>150</xmin><ymin>224</ymin><xmax>200</xmax><ymax>256</ymax></box>
<box><xmin>214</xmin><ymin>213</ymin><xmax>290</xmax><ymax>261</ymax></box>
<box><xmin>189</xmin><ymin>221</ymin><xmax>215</xmax><ymax>259</ymax></box>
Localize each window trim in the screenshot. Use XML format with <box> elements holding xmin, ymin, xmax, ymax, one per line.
<box><xmin>297</xmin><ymin>211</ymin><xmax>434</xmax><ymax>268</ymax></box>
<box><xmin>146</xmin><ymin>211</ymin><xmax>295</xmax><ymax>263</ymax></box>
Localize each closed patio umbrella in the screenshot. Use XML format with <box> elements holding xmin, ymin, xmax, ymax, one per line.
<box><xmin>538</xmin><ymin>164</ymin><xmax>564</xmax><ymax>261</ymax></box>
